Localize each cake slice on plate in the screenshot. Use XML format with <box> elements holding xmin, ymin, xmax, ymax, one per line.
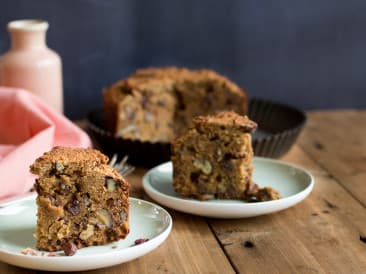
<box><xmin>30</xmin><ymin>147</ymin><xmax>129</xmax><ymax>254</ymax></box>
<box><xmin>171</xmin><ymin>111</ymin><xmax>280</xmax><ymax>201</ymax></box>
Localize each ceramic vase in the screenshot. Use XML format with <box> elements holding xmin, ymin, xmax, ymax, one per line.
<box><xmin>0</xmin><ymin>19</ymin><xmax>63</xmax><ymax>113</ymax></box>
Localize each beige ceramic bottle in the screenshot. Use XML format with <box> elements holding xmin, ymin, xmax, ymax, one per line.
<box><xmin>0</xmin><ymin>19</ymin><xmax>63</xmax><ymax>113</ymax></box>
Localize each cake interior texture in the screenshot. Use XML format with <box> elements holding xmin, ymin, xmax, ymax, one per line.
<box><xmin>171</xmin><ymin>111</ymin><xmax>280</xmax><ymax>201</ymax></box>
<box><xmin>103</xmin><ymin>67</ymin><xmax>247</xmax><ymax>142</ymax></box>
<box><xmin>30</xmin><ymin>147</ymin><xmax>129</xmax><ymax>252</ymax></box>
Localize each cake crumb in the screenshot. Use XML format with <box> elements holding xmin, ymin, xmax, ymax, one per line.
<box><xmin>21</xmin><ymin>247</ymin><xmax>38</xmax><ymax>256</ymax></box>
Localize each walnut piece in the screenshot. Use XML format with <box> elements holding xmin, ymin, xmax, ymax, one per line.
<box><xmin>79</xmin><ymin>224</ymin><xmax>94</xmax><ymax>240</ymax></box>
<box><xmin>116</xmin><ymin>125</ymin><xmax>137</xmax><ymax>136</ymax></box>
<box><xmin>120</xmin><ymin>211</ymin><xmax>127</xmax><ymax>222</ymax></box>
<box><xmin>216</xmin><ymin>148</ymin><xmax>223</xmax><ymax>161</ymax></box>
<box><xmin>96</xmin><ymin>209</ymin><xmax>112</xmax><ymax>227</ymax></box>
<box><xmin>106</xmin><ymin>178</ymin><xmax>116</xmax><ymax>192</ymax></box>
<box><xmin>55</xmin><ymin>161</ymin><xmax>64</xmax><ymax>172</ymax></box>
<box><xmin>193</xmin><ymin>159</ymin><xmax>212</xmax><ymax>174</ymax></box>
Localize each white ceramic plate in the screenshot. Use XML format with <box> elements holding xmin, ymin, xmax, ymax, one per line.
<box><xmin>0</xmin><ymin>198</ymin><xmax>172</xmax><ymax>271</ymax></box>
<box><xmin>0</xmin><ymin>192</ymin><xmax>37</xmax><ymax>208</ymax></box>
<box><xmin>143</xmin><ymin>157</ymin><xmax>314</xmax><ymax>218</ymax></box>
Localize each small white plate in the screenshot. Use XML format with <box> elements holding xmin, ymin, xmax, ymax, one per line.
<box><xmin>143</xmin><ymin>157</ymin><xmax>314</xmax><ymax>218</ymax></box>
<box><xmin>0</xmin><ymin>192</ymin><xmax>37</xmax><ymax>208</ymax></box>
<box><xmin>0</xmin><ymin>198</ymin><xmax>172</xmax><ymax>271</ymax></box>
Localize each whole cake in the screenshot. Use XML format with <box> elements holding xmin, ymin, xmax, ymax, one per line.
<box><xmin>30</xmin><ymin>147</ymin><xmax>129</xmax><ymax>253</ymax></box>
<box><xmin>103</xmin><ymin>67</ymin><xmax>247</xmax><ymax>142</ymax></box>
<box><xmin>171</xmin><ymin>111</ymin><xmax>280</xmax><ymax>201</ymax></box>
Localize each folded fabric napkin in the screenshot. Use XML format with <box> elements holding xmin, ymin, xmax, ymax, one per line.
<box><xmin>0</xmin><ymin>87</ymin><xmax>92</xmax><ymax>199</ymax></box>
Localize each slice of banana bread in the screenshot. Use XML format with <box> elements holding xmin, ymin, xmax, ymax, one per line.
<box><xmin>30</xmin><ymin>147</ymin><xmax>129</xmax><ymax>252</ymax></box>
<box><xmin>171</xmin><ymin>111</ymin><xmax>280</xmax><ymax>201</ymax></box>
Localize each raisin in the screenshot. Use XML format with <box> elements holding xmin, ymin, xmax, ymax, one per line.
<box><xmin>157</xmin><ymin>99</ymin><xmax>165</xmax><ymax>106</ymax></box>
<box><xmin>65</xmin><ymin>199</ymin><xmax>81</xmax><ymax>216</ymax></box>
<box><xmin>221</xmin><ymin>160</ymin><xmax>234</xmax><ymax>172</ymax></box>
<box><xmin>62</xmin><ymin>241</ymin><xmax>77</xmax><ymax>256</ymax></box>
<box><xmin>134</xmin><ymin>238</ymin><xmax>149</xmax><ymax>245</ymax></box>
<box><xmin>45</xmin><ymin>194</ymin><xmax>59</xmax><ymax>206</ymax></box>
<box><xmin>106</xmin><ymin>198</ymin><xmax>116</xmax><ymax>207</ymax></box>
<box><xmin>246</xmin><ymin>181</ymin><xmax>259</xmax><ymax>196</ymax></box>
<box><xmin>106</xmin><ymin>229</ymin><xmax>117</xmax><ymax>240</ymax></box>
<box><xmin>142</xmin><ymin>97</ymin><xmax>150</xmax><ymax>109</ymax></box>
<box><xmin>58</xmin><ymin>181</ymin><xmax>71</xmax><ymax>194</ymax></box>
<box><xmin>190</xmin><ymin>172</ymin><xmax>200</xmax><ymax>182</ymax></box>
<box><xmin>197</xmin><ymin>177</ymin><xmax>208</xmax><ymax>188</ymax></box>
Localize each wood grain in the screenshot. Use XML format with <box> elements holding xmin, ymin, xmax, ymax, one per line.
<box><xmin>64</xmin><ymin>212</ymin><xmax>234</xmax><ymax>274</ymax></box>
<box><xmin>0</xmin><ymin>262</ymin><xmax>34</xmax><ymax>274</ymax></box>
<box><xmin>298</xmin><ymin>110</ymin><xmax>366</xmax><ymax>206</ymax></box>
<box><xmin>208</xmin><ymin>145</ymin><xmax>366</xmax><ymax>273</ymax></box>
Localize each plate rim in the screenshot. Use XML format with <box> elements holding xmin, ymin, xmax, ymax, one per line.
<box><xmin>142</xmin><ymin>157</ymin><xmax>314</xmax><ymax>216</ymax></box>
<box><xmin>0</xmin><ymin>197</ymin><xmax>173</xmax><ymax>271</ymax></box>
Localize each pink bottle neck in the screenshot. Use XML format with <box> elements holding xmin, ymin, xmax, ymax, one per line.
<box><xmin>9</xmin><ymin>30</ymin><xmax>47</xmax><ymax>50</ymax></box>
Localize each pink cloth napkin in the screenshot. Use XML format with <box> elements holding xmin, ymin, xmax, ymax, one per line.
<box><xmin>0</xmin><ymin>87</ymin><xmax>92</xmax><ymax>199</ymax></box>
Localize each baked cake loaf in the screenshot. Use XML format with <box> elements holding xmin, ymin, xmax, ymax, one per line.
<box><xmin>30</xmin><ymin>147</ymin><xmax>129</xmax><ymax>252</ymax></box>
<box><xmin>103</xmin><ymin>67</ymin><xmax>247</xmax><ymax>142</ymax></box>
<box><xmin>171</xmin><ymin>111</ymin><xmax>280</xmax><ymax>201</ymax></box>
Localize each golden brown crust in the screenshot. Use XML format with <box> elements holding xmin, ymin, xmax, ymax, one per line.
<box><xmin>193</xmin><ymin>111</ymin><xmax>257</xmax><ymax>133</ymax></box>
<box><xmin>30</xmin><ymin>146</ymin><xmax>109</xmax><ymax>176</ymax></box>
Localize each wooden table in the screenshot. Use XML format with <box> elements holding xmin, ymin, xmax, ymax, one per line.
<box><xmin>1</xmin><ymin>110</ymin><xmax>365</xmax><ymax>273</ymax></box>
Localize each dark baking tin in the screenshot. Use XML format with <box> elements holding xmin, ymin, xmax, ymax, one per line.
<box><xmin>87</xmin><ymin>111</ymin><xmax>171</xmax><ymax>167</ymax></box>
<box><xmin>249</xmin><ymin>98</ymin><xmax>306</xmax><ymax>158</ymax></box>
<box><xmin>87</xmin><ymin>98</ymin><xmax>306</xmax><ymax>167</ymax></box>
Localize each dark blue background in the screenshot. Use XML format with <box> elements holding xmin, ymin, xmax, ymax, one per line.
<box><xmin>1</xmin><ymin>0</ymin><xmax>366</xmax><ymax>119</ymax></box>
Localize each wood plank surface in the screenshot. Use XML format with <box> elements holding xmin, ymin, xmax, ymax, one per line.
<box><xmin>298</xmin><ymin>110</ymin><xmax>366</xmax><ymax>206</ymax></box>
<box><xmin>0</xmin><ymin>262</ymin><xmax>34</xmax><ymax>274</ymax></box>
<box><xmin>209</xmin><ymin>145</ymin><xmax>366</xmax><ymax>273</ymax></box>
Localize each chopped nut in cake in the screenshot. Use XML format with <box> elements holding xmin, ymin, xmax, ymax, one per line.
<box><xmin>30</xmin><ymin>146</ymin><xmax>130</xmax><ymax>252</ymax></box>
<box><xmin>103</xmin><ymin>67</ymin><xmax>247</xmax><ymax>142</ymax></box>
<box><xmin>171</xmin><ymin>111</ymin><xmax>280</xmax><ymax>201</ymax></box>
